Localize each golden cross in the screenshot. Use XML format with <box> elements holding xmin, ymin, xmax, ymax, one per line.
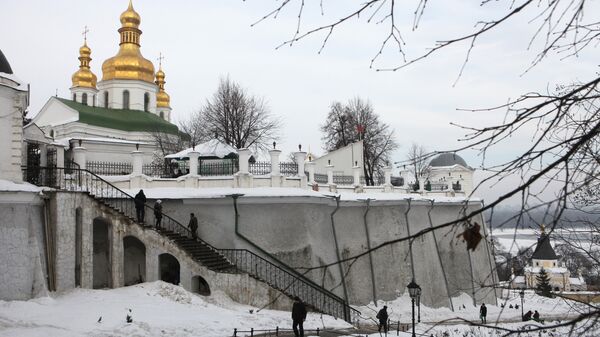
<box><xmin>157</xmin><ymin>52</ymin><xmax>165</xmax><ymax>67</ymax></box>
<box><xmin>82</xmin><ymin>25</ymin><xmax>90</xmax><ymax>42</ymax></box>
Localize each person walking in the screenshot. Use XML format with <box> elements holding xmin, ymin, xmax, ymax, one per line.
<box><xmin>188</xmin><ymin>213</ymin><xmax>198</xmax><ymax>239</ymax></box>
<box><xmin>376</xmin><ymin>305</ymin><xmax>389</xmax><ymax>333</ymax></box>
<box><xmin>153</xmin><ymin>200</ymin><xmax>163</xmax><ymax>229</ymax></box>
<box><xmin>291</xmin><ymin>296</ymin><xmax>307</xmax><ymax>337</ymax></box>
<box><xmin>134</xmin><ymin>189</ymin><xmax>146</xmax><ymax>223</ymax></box>
<box><xmin>479</xmin><ymin>303</ymin><xmax>487</xmax><ymax>324</ymax></box>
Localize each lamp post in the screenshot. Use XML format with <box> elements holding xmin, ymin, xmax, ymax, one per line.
<box><xmin>519</xmin><ymin>288</ymin><xmax>525</xmax><ymax>321</ymax></box>
<box><xmin>407</xmin><ymin>279</ymin><xmax>421</xmax><ymax>337</ymax></box>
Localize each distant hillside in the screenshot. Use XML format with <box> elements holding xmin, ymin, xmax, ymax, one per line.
<box><xmin>485</xmin><ymin>206</ymin><xmax>600</xmax><ymax>229</ymax></box>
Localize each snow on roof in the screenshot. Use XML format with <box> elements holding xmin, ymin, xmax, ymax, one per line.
<box><xmin>524</xmin><ymin>266</ymin><xmax>568</xmax><ymax>274</ymax></box>
<box><xmin>166</xmin><ymin>139</ymin><xmax>238</xmax><ymax>159</ymax></box>
<box><xmin>0</xmin><ymin>179</ymin><xmax>43</xmax><ymax>192</ymax></box>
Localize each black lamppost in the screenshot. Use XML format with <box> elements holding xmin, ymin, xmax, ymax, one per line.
<box><xmin>407</xmin><ymin>279</ymin><xmax>421</xmax><ymax>337</ymax></box>
<box><xmin>519</xmin><ymin>288</ymin><xmax>525</xmax><ymax>321</ymax></box>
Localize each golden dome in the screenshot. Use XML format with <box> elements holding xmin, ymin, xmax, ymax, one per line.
<box><xmin>155</xmin><ymin>66</ymin><xmax>170</xmax><ymax>108</ymax></box>
<box><xmin>71</xmin><ymin>41</ymin><xmax>97</xmax><ymax>88</ymax></box>
<box><xmin>101</xmin><ymin>0</ymin><xmax>155</xmax><ymax>83</ymax></box>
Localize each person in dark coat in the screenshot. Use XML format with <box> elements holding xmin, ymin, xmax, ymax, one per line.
<box><xmin>188</xmin><ymin>213</ymin><xmax>198</xmax><ymax>239</ymax></box>
<box><xmin>376</xmin><ymin>305</ymin><xmax>389</xmax><ymax>333</ymax></box>
<box><xmin>533</xmin><ymin>310</ymin><xmax>540</xmax><ymax>322</ymax></box>
<box><xmin>479</xmin><ymin>303</ymin><xmax>487</xmax><ymax>324</ymax></box>
<box><xmin>134</xmin><ymin>189</ymin><xmax>146</xmax><ymax>223</ymax></box>
<box><xmin>523</xmin><ymin>310</ymin><xmax>533</xmax><ymax>321</ymax></box>
<box><xmin>291</xmin><ymin>296</ymin><xmax>307</xmax><ymax>337</ymax></box>
<box><xmin>153</xmin><ymin>200</ymin><xmax>163</xmax><ymax>229</ymax></box>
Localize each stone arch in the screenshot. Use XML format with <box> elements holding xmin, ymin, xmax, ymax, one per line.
<box><xmin>158</xmin><ymin>253</ymin><xmax>180</xmax><ymax>285</ymax></box>
<box><xmin>93</xmin><ymin>217</ymin><xmax>112</xmax><ymax>289</ymax></box>
<box><xmin>191</xmin><ymin>275</ymin><xmax>211</xmax><ymax>296</ymax></box>
<box><xmin>123</xmin><ymin>236</ymin><xmax>146</xmax><ymax>286</ymax></box>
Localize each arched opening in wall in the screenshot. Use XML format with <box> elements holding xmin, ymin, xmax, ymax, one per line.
<box><xmin>158</xmin><ymin>253</ymin><xmax>180</xmax><ymax>285</ymax></box>
<box><xmin>82</xmin><ymin>93</ymin><xmax>88</xmax><ymax>106</ymax></box>
<box><xmin>144</xmin><ymin>92</ymin><xmax>150</xmax><ymax>112</ymax></box>
<box><xmin>93</xmin><ymin>217</ymin><xmax>112</xmax><ymax>289</ymax></box>
<box><xmin>72</xmin><ymin>93</ymin><xmax>76</xmax><ymax>101</ymax></box>
<box><xmin>104</xmin><ymin>91</ymin><xmax>109</xmax><ymax>108</ymax></box>
<box><xmin>159</xmin><ymin>111</ymin><xmax>164</xmax><ymax>120</ymax></box>
<box><xmin>75</xmin><ymin>207</ymin><xmax>83</xmax><ymax>287</ymax></box>
<box><xmin>123</xmin><ymin>236</ymin><xmax>146</xmax><ymax>286</ymax></box>
<box><xmin>123</xmin><ymin>90</ymin><xmax>130</xmax><ymax>109</ymax></box>
<box><xmin>92</xmin><ymin>94</ymin><xmax>96</xmax><ymax>107</ymax></box>
<box><xmin>191</xmin><ymin>275</ymin><xmax>211</xmax><ymax>296</ymax></box>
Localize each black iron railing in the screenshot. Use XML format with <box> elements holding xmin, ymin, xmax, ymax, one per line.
<box><xmin>333</xmin><ymin>175</ymin><xmax>354</xmax><ymax>185</ymax></box>
<box><xmin>249</xmin><ymin>161</ymin><xmax>271</xmax><ymax>175</ymax></box>
<box><xmin>314</xmin><ymin>173</ymin><xmax>328</xmax><ymax>184</ymax></box>
<box><xmin>219</xmin><ymin>249</ymin><xmax>358</xmax><ymax>322</ymax></box>
<box><xmin>452</xmin><ymin>181</ymin><xmax>462</xmax><ymax>191</ymax></box>
<box><xmin>279</xmin><ymin>162</ymin><xmax>298</xmax><ymax>176</ymax></box>
<box><xmin>87</xmin><ymin>161</ymin><xmax>133</xmax><ymax>176</ymax></box>
<box><xmin>22</xmin><ymin>166</ymin><xmax>358</xmax><ymax>323</ymax></box>
<box><xmin>232</xmin><ymin>327</ymin><xmax>325</xmax><ymax>336</ymax></box>
<box><xmin>199</xmin><ymin>158</ymin><xmax>238</xmax><ymax>176</ymax></box>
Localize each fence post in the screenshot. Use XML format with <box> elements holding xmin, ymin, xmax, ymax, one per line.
<box><xmin>73</xmin><ymin>145</ymin><xmax>87</xmax><ymax>170</ymax></box>
<box><xmin>397</xmin><ymin>321</ymin><xmax>400</xmax><ymax>336</ymax></box>
<box><xmin>187</xmin><ymin>151</ymin><xmax>200</xmax><ymax>176</ymax></box>
<box><xmin>238</xmin><ymin>148</ymin><xmax>251</xmax><ymax>174</ymax></box>
<box><xmin>326</xmin><ymin>162</ymin><xmax>336</xmax><ymax>192</ymax></box>
<box><xmin>293</xmin><ymin>149</ymin><xmax>307</xmax><ymax>177</ymax></box>
<box><xmin>131</xmin><ymin>150</ymin><xmax>143</xmax><ymax>176</ymax></box>
<box><xmin>305</xmin><ymin>161</ymin><xmax>315</xmax><ymax>184</ymax></box>
<box><xmin>383</xmin><ymin>165</ymin><xmax>393</xmax><ymax>192</ymax></box>
<box><xmin>269</xmin><ymin>148</ymin><xmax>281</xmax><ymax>176</ymax></box>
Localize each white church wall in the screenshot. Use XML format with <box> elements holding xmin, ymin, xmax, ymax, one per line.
<box><xmin>0</xmin><ymin>82</ymin><xmax>27</xmax><ymax>181</ymax></box>
<box><xmin>70</xmin><ymin>87</ymin><xmax>98</xmax><ymax>106</ymax></box>
<box><xmin>97</xmin><ymin>79</ymin><xmax>157</xmax><ymax>114</ymax></box>
<box><xmin>33</xmin><ymin>98</ymin><xmax>79</xmax><ymax>129</ymax></box>
<box><xmin>312</xmin><ymin>141</ymin><xmax>364</xmax><ymax>176</ymax></box>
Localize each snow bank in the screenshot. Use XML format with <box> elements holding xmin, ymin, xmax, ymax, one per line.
<box><xmin>0</xmin><ymin>281</ymin><xmax>350</xmax><ymax>337</ymax></box>
<box><xmin>0</xmin><ymin>179</ymin><xmax>43</xmax><ymax>192</ymax></box>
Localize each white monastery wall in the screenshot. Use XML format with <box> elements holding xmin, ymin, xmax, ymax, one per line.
<box><xmin>313</xmin><ymin>141</ymin><xmax>364</xmax><ymax>176</ymax></box>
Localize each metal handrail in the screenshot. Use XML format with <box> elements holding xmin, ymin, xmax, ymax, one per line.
<box><xmin>22</xmin><ymin>166</ymin><xmax>359</xmax><ymax>322</ymax></box>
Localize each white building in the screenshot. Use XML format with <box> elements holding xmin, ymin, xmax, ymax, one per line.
<box><xmin>400</xmin><ymin>153</ymin><xmax>475</xmax><ymax>195</ymax></box>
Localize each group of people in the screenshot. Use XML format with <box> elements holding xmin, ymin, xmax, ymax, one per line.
<box><xmin>523</xmin><ymin>310</ymin><xmax>542</xmax><ymax>322</ymax></box>
<box><xmin>133</xmin><ymin>189</ymin><xmax>199</xmax><ymax>239</ymax></box>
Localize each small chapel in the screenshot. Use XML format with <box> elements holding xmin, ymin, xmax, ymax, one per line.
<box><xmin>29</xmin><ymin>0</ymin><xmax>179</xmax><ymax>165</ymax></box>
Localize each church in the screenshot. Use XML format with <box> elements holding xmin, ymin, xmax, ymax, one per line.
<box><xmin>30</xmin><ymin>0</ymin><xmax>179</xmax><ymax>165</ymax></box>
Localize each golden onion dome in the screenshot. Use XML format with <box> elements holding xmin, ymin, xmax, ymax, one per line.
<box><xmin>101</xmin><ymin>0</ymin><xmax>155</xmax><ymax>83</ymax></box>
<box><xmin>155</xmin><ymin>66</ymin><xmax>170</xmax><ymax>108</ymax></box>
<box><xmin>71</xmin><ymin>41</ymin><xmax>97</xmax><ymax>88</ymax></box>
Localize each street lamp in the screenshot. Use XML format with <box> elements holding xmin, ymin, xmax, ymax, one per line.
<box><xmin>407</xmin><ymin>279</ymin><xmax>421</xmax><ymax>337</ymax></box>
<box><xmin>519</xmin><ymin>288</ymin><xmax>525</xmax><ymax>321</ymax></box>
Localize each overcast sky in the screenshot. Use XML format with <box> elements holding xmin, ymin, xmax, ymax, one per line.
<box><xmin>1</xmin><ymin>0</ymin><xmax>597</xmax><ymax>175</ymax></box>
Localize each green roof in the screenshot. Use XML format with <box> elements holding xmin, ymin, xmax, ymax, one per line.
<box><xmin>57</xmin><ymin>97</ymin><xmax>179</xmax><ymax>135</ymax></box>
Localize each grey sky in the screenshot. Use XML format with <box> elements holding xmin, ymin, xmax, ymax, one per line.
<box><xmin>1</xmin><ymin>0</ymin><xmax>597</xmax><ymax>171</ymax></box>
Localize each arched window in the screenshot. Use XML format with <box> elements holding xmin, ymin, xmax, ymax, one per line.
<box><xmin>82</xmin><ymin>93</ymin><xmax>88</xmax><ymax>106</ymax></box>
<box><xmin>92</xmin><ymin>95</ymin><xmax>96</xmax><ymax>107</ymax></box>
<box><xmin>104</xmin><ymin>91</ymin><xmax>109</xmax><ymax>108</ymax></box>
<box><xmin>73</xmin><ymin>93</ymin><xmax>76</xmax><ymax>101</ymax></box>
<box><xmin>160</xmin><ymin>111</ymin><xmax>165</xmax><ymax>119</ymax></box>
<box><xmin>123</xmin><ymin>90</ymin><xmax>130</xmax><ymax>109</ymax></box>
<box><xmin>144</xmin><ymin>93</ymin><xmax>150</xmax><ymax>112</ymax></box>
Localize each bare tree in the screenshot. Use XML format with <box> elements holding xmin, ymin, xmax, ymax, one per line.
<box><xmin>191</xmin><ymin>76</ymin><xmax>282</xmax><ymax>151</ymax></box>
<box><xmin>177</xmin><ymin>110</ymin><xmax>205</xmax><ymax>149</ymax></box>
<box><xmin>321</xmin><ymin>97</ymin><xmax>398</xmax><ymax>185</ymax></box>
<box><xmin>405</xmin><ymin>142</ymin><xmax>430</xmax><ymax>189</ymax></box>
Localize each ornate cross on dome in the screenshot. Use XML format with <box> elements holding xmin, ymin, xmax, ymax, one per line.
<box><xmin>82</xmin><ymin>26</ymin><xmax>90</xmax><ymax>42</ymax></box>
<box><xmin>157</xmin><ymin>52</ymin><xmax>165</xmax><ymax>68</ymax></box>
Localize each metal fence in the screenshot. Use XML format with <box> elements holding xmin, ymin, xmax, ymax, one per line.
<box><xmin>199</xmin><ymin>158</ymin><xmax>238</xmax><ymax>176</ymax></box>
<box><xmin>249</xmin><ymin>161</ymin><xmax>271</xmax><ymax>175</ymax></box>
<box><xmin>333</xmin><ymin>175</ymin><xmax>354</xmax><ymax>185</ymax></box>
<box><xmin>86</xmin><ymin>161</ymin><xmax>132</xmax><ymax>175</ymax></box>
<box><xmin>314</xmin><ymin>173</ymin><xmax>328</xmax><ymax>184</ymax></box>
<box><xmin>279</xmin><ymin>162</ymin><xmax>298</xmax><ymax>176</ymax></box>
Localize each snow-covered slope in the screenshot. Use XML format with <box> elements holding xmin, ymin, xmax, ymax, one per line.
<box><xmin>0</xmin><ymin>281</ymin><xmax>350</xmax><ymax>337</ymax></box>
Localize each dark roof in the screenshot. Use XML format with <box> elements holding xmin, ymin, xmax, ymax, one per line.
<box><xmin>429</xmin><ymin>153</ymin><xmax>468</xmax><ymax>168</ymax></box>
<box><xmin>0</xmin><ymin>49</ymin><xmax>14</xmax><ymax>74</ymax></box>
<box><xmin>531</xmin><ymin>234</ymin><xmax>558</xmax><ymax>260</ymax></box>
<box><xmin>57</xmin><ymin>97</ymin><xmax>179</xmax><ymax>135</ymax></box>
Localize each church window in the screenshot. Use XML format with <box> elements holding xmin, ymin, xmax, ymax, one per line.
<box><xmin>104</xmin><ymin>91</ymin><xmax>109</xmax><ymax>108</ymax></box>
<box><xmin>123</xmin><ymin>90</ymin><xmax>130</xmax><ymax>109</ymax></box>
<box><xmin>82</xmin><ymin>93</ymin><xmax>88</xmax><ymax>106</ymax></box>
<box><xmin>144</xmin><ymin>93</ymin><xmax>150</xmax><ymax>112</ymax></box>
<box><xmin>93</xmin><ymin>95</ymin><xmax>96</xmax><ymax>107</ymax></box>
<box><xmin>73</xmin><ymin>93</ymin><xmax>76</xmax><ymax>101</ymax></box>
<box><xmin>160</xmin><ymin>111</ymin><xmax>164</xmax><ymax>119</ymax></box>
<box><xmin>49</xmin><ymin>130</ymin><xmax>54</xmax><ymax>138</ymax></box>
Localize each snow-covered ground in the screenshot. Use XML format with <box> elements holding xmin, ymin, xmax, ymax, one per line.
<box><xmin>2</xmin><ymin>281</ymin><xmax>596</xmax><ymax>337</ymax></box>
<box><xmin>0</xmin><ymin>281</ymin><xmax>350</xmax><ymax>337</ymax></box>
